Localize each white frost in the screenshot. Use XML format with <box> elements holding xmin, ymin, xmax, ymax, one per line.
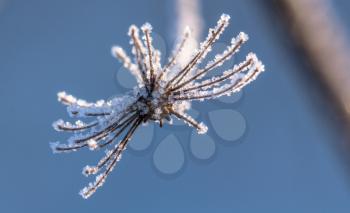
<box><xmin>52</xmin><ymin>13</ymin><xmax>265</xmax><ymax>199</ymax></box>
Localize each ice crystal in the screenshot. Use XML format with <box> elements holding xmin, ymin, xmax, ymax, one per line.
<box><xmin>51</xmin><ymin>14</ymin><xmax>265</xmax><ymax>199</ymax></box>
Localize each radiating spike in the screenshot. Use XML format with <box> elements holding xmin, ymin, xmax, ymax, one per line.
<box><xmin>158</xmin><ymin>26</ymin><xmax>191</xmax><ymax>82</ymax></box>
<box><xmin>79</xmin><ymin>118</ymin><xmax>142</xmax><ymax>199</ymax></box>
<box><xmin>141</xmin><ymin>23</ymin><xmax>156</xmax><ymax>89</ymax></box>
<box><xmin>166</xmin><ymin>14</ymin><xmax>231</xmax><ymax>89</ymax></box>
<box><xmin>174</xmin><ymin>52</ymin><xmax>258</xmax><ymax>94</ymax></box>
<box><xmin>170</xmin><ymin>32</ymin><xmax>249</xmax><ymax>91</ymax></box>
<box><xmin>173</xmin><ymin>63</ymin><xmax>265</xmax><ymax>101</ymax></box>
<box><xmin>111</xmin><ymin>45</ymin><xmax>143</xmax><ymax>85</ymax></box>
<box><xmin>170</xmin><ymin>109</ymin><xmax>207</xmax><ymax>134</ymax></box>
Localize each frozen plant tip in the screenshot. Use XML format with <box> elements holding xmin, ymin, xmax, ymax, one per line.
<box><xmin>51</xmin><ymin>14</ymin><xmax>265</xmax><ymax>199</ymax></box>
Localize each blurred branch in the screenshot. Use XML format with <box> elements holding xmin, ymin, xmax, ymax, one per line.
<box><xmin>175</xmin><ymin>0</ymin><xmax>203</xmax><ymax>41</ymax></box>
<box><xmin>174</xmin><ymin>0</ymin><xmax>203</xmax><ymax>66</ymax></box>
<box><xmin>277</xmin><ymin>0</ymin><xmax>350</xmax><ymax>128</ymax></box>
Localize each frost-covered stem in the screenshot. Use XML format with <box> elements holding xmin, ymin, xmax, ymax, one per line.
<box><xmin>111</xmin><ymin>46</ymin><xmax>143</xmax><ymax>85</ymax></box>
<box><xmin>97</xmin><ymin>113</ymin><xmax>139</xmax><ymax>148</ymax></box>
<box><xmin>171</xmin><ymin>33</ymin><xmax>248</xmax><ymax>92</ymax></box>
<box><xmin>54</xmin><ymin>120</ymin><xmax>98</xmax><ymax>132</ymax></box>
<box><xmin>167</xmin><ymin>21</ymin><xmax>227</xmax><ymax>89</ymax></box>
<box><xmin>163</xmin><ymin>0</ymin><xmax>203</xmax><ymax>89</ymax></box>
<box><xmin>171</xmin><ymin>0</ymin><xmax>203</xmax><ymax>64</ymax></box>
<box><xmin>52</xmin><ymin>11</ymin><xmax>265</xmax><ymax>199</ymax></box>
<box><xmin>170</xmin><ymin>109</ymin><xmax>207</xmax><ymax>134</ymax></box>
<box><xmin>57</xmin><ymin>91</ymin><xmax>92</xmax><ymax>106</ymax></box>
<box><xmin>54</xmin><ymin>142</ymin><xmax>88</xmax><ymax>153</ymax></box>
<box><xmin>52</xmin><ymin>109</ymin><xmax>137</xmax><ymax>153</ymax></box>
<box><xmin>96</xmin><ymin>116</ymin><xmax>139</xmax><ymax>169</ymax></box>
<box><xmin>158</xmin><ymin>27</ymin><xmax>191</xmax><ymax>82</ymax></box>
<box><xmin>174</xmin><ymin>67</ymin><xmax>263</xmax><ymax>101</ymax></box>
<box><xmin>176</xmin><ymin>56</ymin><xmax>254</xmax><ymax>94</ymax></box>
<box><xmin>73</xmin><ymin>108</ymin><xmax>136</xmax><ymax>144</ymax></box>
<box><xmin>80</xmin><ymin>117</ymin><xmax>142</xmax><ymax>199</ymax></box>
<box><xmin>141</xmin><ymin>23</ymin><xmax>156</xmax><ymax>90</ymax></box>
<box><xmin>129</xmin><ymin>26</ymin><xmax>151</xmax><ymax>93</ymax></box>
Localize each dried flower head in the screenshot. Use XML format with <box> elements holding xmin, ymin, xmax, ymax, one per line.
<box><xmin>51</xmin><ymin>14</ymin><xmax>265</xmax><ymax>199</ymax></box>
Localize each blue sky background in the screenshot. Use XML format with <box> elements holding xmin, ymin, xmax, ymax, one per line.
<box><xmin>1</xmin><ymin>0</ymin><xmax>350</xmax><ymax>212</ymax></box>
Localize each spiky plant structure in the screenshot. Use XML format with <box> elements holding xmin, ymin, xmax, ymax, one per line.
<box><xmin>51</xmin><ymin>14</ymin><xmax>265</xmax><ymax>199</ymax></box>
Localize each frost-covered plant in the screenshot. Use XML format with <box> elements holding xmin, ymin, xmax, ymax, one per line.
<box><xmin>51</xmin><ymin>14</ymin><xmax>265</xmax><ymax>199</ymax></box>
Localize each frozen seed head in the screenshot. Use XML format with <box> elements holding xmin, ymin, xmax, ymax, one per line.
<box><xmin>198</xmin><ymin>122</ymin><xmax>208</xmax><ymax>134</ymax></box>
<box><xmin>141</xmin><ymin>22</ymin><xmax>153</xmax><ymax>32</ymax></box>
<box><xmin>219</xmin><ymin>13</ymin><xmax>231</xmax><ymax>24</ymax></box>
<box><xmin>57</xmin><ymin>91</ymin><xmax>76</xmax><ymax>105</ymax></box>
<box><xmin>51</xmin><ymin>13</ymin><xmax>265</xmax><ymax>199</ymax></box>
<box><xmin>236</xmin><ymin>32</ymin><xmax>249</xmax><ymax>43</ymax></box>
<box><xmin>111</xmin><ymin>46</ymin><xmax>129</xmax><ymax>62</ymax></box>
<box><xmin>128</xmin><ymin>24</ymin><xmax>139</xmax><ymax>36</ymax></box>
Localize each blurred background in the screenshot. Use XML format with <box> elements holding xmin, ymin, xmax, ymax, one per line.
<box><xmin>1</xmin><ymin>0</ymin><xmax>350</xmax><ymax>212</ymax></box>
